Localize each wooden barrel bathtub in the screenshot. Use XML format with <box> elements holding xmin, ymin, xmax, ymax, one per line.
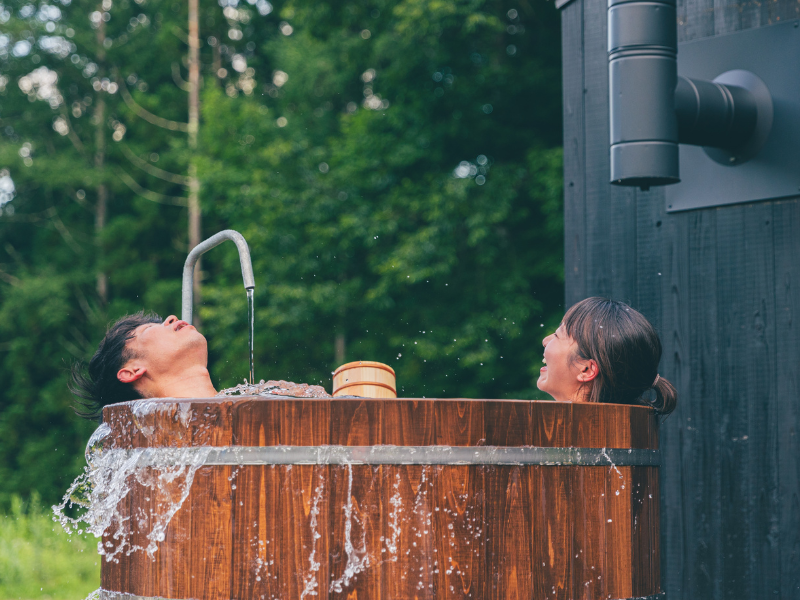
<box><xmin>99</xmin><ymin>397</ymin><xmax>662</xmax><ymax>600</ymax></box>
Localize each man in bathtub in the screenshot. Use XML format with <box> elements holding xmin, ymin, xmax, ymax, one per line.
<box><xmin>71</xmin><ymin>312</ymin><xmax>216</xmax><ymax>421</ymax></box>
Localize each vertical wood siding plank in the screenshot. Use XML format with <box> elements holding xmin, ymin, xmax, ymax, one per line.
<box><xmin>582</xmin><ymin>0</ymin><xmax>612</xmax><ymax>298</ymax></box>
<box><xmin>611</xmin><ymin>186</ymin><xmax>638</xmax><ymax>304</ymax></box>
<box><xmin>680</xmin><ymin>209</ymin><xmax>723</xmax><ymax>600</ymax></box>
<box><xmin>633</xmin><ymin>189</ymin><xmax>664</xmax><ymax>332</ymax></box>
<box><xmin>743</xmin><ymin>203</ymin><xmax>781</xmax><ymax>600</ymax></box>
<box><xmin>713</xmin><ymin>0</ymin><xmax>741</xmax><ymax>35</ymax></box>
<box><xmin>774</xmin><ymin>200</ymin><xmax>800</xmax><ymax>599</ymax></box>
<box><xmin>562</xmin><ymin>0</ymin><xmax>586</xmax><ymax>306</ymax></box>
<box><xmin>660</xmin><ymin>204</ymin><xmax>691</xmax><ymax>600</ymax></box>
<box><xmin>678</xmin><ymin>0</ymin><xmax>716</xmax><ymax>42</ymax></box>
<box><xmin>715</xmin><ymin>206</ymin><xmax>753</xmax><ymax>599</ymax></box>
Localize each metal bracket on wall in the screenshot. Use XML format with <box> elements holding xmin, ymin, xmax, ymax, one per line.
<box><xmin>666</xmin><ymin>21</ymin><xmax>800</xmax><ymax>212</ymax></box>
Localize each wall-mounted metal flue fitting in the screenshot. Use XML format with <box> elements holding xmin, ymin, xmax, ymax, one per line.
<box><xmin>607</xmin><ymin>0</ymin><xmax>773</xmax><ymax>188</ymax></box>
<box><xmin>674</xmin><ymin>76</ymin><xmax>756</xmax><ymax>149</ymax></box>
<box><xmin>181</xmin><ymin>229</ymin><xmax>255</xmax><ymax>324</ymax></box>
<box><xmin>608</xmin><ymin>0</ymin><xmax>679</xmax><ymax>188</ymax></box>
<box><xmin>674</xmin><ymin>70</ymin><xmax>773</xmax><ymax>166</ymax></box>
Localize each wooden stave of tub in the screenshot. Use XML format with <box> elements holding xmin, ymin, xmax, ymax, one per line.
<box><xmin>100</xmin><ymin>397</ymin><xmax>661</xmax><ymax>600</ymax></box>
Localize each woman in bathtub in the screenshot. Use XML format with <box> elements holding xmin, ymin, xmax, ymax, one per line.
<box><xmin>538</xmin><ymin>297</ymin><xmax>677</xmax><ymax>415</ymax></box>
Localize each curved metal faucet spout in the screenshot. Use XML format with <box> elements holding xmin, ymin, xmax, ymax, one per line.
<box><xmin>181</xmin><ymin>229</ymin><xmax>255</xmax><ymax>324</ymax></box>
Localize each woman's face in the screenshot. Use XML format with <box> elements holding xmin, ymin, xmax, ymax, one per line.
<box><xmin>537</xmin><ymin>323</ymin><xmax>586</xmax><ymax>401</ymax></box>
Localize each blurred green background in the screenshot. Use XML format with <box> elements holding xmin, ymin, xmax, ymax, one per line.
<box><xmin>0</xmin><ymin>0</ymin><xmax>562</xmax><ymax>595</ymax></box>
<box><xmin>0</xmin><ymin>496</ymin><xmax>98</xmax><ymax>600</ymax></box>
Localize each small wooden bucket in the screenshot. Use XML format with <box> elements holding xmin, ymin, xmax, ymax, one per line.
<box><xmin>332</xmin><ymin>360</ymin><xmax>396</xmax><ymax>398</ymax></box>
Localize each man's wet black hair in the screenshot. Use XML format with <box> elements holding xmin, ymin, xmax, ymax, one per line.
<box><xmin>70</xmin><ymin>311</ymin><xmax>162</xmax><ymax>421</ymax></box>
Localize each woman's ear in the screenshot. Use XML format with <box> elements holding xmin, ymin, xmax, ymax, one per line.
<box><xmin>118</xmin><ymin>365</ymin><xmax>147</xmax><ymax>384</ymax></box>
<box><xmin>576</xmin><ymin>358</ymin><xmax>599</xmax><ymax>383</ymax></box>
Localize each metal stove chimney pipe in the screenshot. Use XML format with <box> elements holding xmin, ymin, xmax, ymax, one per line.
<box><xmin>608</xmin><ymin>0</ymin><xmax>772</xmax><ymax>188</ymax></box>
<box><xmin>608</xmin><ymin>0</ymin><xmax>679</xmax><ymax>188</ymax></box>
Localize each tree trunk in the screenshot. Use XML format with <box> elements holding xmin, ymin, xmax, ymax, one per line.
<box><xmin>94</xmin><ymin>5</ymin><xmax>108</xmax><ymax>304</ymax></box>
<box><xmin>335</xmin><ymin>332</ymin><xmax>346</xmax><ymax>366</ymax></box>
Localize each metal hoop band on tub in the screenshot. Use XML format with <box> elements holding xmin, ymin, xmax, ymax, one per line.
<box><xmin>106</xmin><ymin>445</ymin><xmax>660</xmax><ymax>468</ymax></box>
<box><xmin>98</xmin><ymin>589</ymin><xmax>667</xmax><ymax>600</ymax></box>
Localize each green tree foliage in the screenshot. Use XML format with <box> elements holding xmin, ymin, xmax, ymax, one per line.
<box><xmin>0</xmin><ymin>0</ymin><xmax>563</xmax><ymax>506</ymax></box>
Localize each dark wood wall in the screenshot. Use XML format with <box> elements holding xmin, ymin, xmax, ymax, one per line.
<box><xmin>560</xmin><ymin>0</ymin><xmax>800</xmax><ymax>597</ymax></box>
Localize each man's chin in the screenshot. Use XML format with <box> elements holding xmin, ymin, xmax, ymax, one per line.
<box><xmin>184</xmin><ymin>327</ymin><xmax>207</xmax><ymax>342</ymax></box>
<box><xmin>178</xmin><ymin>330</ymin><xmax>209</xmax><ymax>356</ymax></box>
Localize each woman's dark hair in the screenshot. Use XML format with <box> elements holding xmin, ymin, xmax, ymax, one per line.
<box><xmin>70</xmin><ymin>311</ymin><xmax>162</xmax><ymax>421</ymax></box>
<box><xmin>563</xmin><ymin>297</ymin><xmax>677</xmax><ymax>415</ymax></box>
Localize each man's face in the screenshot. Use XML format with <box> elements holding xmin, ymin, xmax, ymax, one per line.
<box><xmin>123</xmin><ymin>315</ymin><xmax>208</xmax><ymax>380</ymax></box>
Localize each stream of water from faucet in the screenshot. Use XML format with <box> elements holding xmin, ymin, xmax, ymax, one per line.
<box><xmin>247</xmin><ymin>288</ymin><xmax>254</xmax><ymax>384</ymax></box>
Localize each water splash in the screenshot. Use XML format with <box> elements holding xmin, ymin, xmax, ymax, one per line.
<box><xmin>85</xmin><ymin>423</ymin><xmax>112</xmax><ymax>467</ymax></box>
<box><xmin>600</xmin><ymin>447</ymin><xmax>625</xmax><ymax>480</ymax></box>
<box><xmin>385</xmin><ymin>472</ymin><xmax>403</xmax><ymax>559</ymax></box>
<box><xmin>132</xmin><ymin>448</ymin><xmax>211</xmax><ymax>556</ymax></box>
<box><xmin>131</xmin><ymin>400</ymin><xmax>159</xmax><ymax>438</ymax></box>
<box><xmin>52</xmin><ymin>444</ymin><xmax>141</xmax><ymax>560</ymax></box>
<box><xmin>53</xmin><ymin>424</ymin><xmax>209</xmax><ymax>561</ymax></box>
<box><xmin>412</xmin><ymin>466</ymin><xmax>430</xmax><ymax>519</ymax></box>
<box><xmin>217</xmin><ymin>379</ymin><xmax>331</xmax><ymax>398</ymax></box>
<box><xmin>600</xmin><ymin>446</ymin><xmax>627</xmax><ymax>498</ymax></box>
<box><xmin>329</xmin><ymin>462</ymin><xmax>370</xmax><ymax>593</ymax></box>
<box><xmin>299</xmin><ymin>471</ymin><xmax>325</xmax><ymax>600</ymax></box>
